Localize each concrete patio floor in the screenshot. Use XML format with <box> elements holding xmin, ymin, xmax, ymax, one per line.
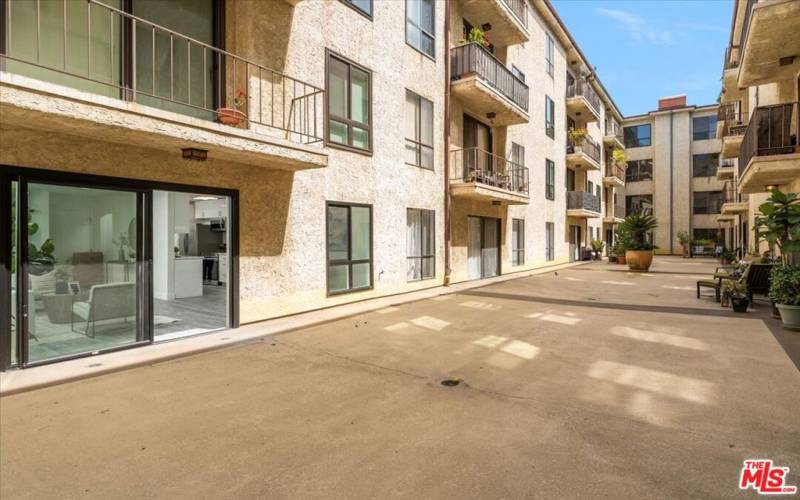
<box><xmin>1</xmin><ymin>257</ymin><xmax>798</xmax><ymax>499</ymax></box>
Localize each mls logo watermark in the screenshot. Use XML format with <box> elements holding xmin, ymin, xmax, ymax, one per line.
<box><xmin>739</xmin><ymin>459</ymin><xmax>797</xmax><ymax>495</ymax></box>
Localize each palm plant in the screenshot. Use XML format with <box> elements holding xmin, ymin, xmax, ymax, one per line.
<box><xmin>618</xmin><ymin>212</ymin><xmax>658</xmax><ymax>251</ymax></box>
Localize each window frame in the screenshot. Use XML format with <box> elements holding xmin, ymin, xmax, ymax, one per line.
<box><xmin>405</xmin><ymin>0</ymin><xmax>435</xmax><ymax>60</ymax></box>
<box><xmin>512</xmin><ymin>219</ymin><xmax>525</xmax><ymax>266</ymax></box>
<box><xmin>625</xmin><ymin>159</ymin><xmax>653</xmax><ymax>182</ymax></box>
<box><xmin>325</xmin><ymin>201</ymin><xmax>374</xmax><ymax>296</ymax></box>
<box><xmin>692</xmin><ymin>153</ymin><xmax>719</xmax><ymax>178</ymax></box>
<box><xmin>545</xmin><ymin>95</ymin><xmax>555</xmax><ymax>139</ymax></box>
<box><xmin>338</xmin><ymin>0</ymin><xmax>373</xmax><ymax>19</ymax></box>
<box><xmin>692</xmin><ymin>115</ymin><xmax>718</xmax><ymax>141</ymax></box>
<box><xmin>692</xmin><ymin>191</ymin><xmax>722</xmax><ymax>215</ymax></box>
<box><xmin>406</xmin><ymin>208</ymin><xmax>436</xmax><ymax>282</ymax></box>
<box><xmin>545</xmin><ymin>222</ymin><xmax>555</xmax><ymax>261</ymax></box>
<box><xmin>512</xmin><ymin>65</ymin><xmax>526</xmax><ymax>83</ymax></box>
<box><xmin>545</xmin><ymin>33</ymin><xmax>555</xmax><ymax>77</ymax></box>
<box><xmin>626</xmin><ymin>194</ymin><xmax>653</xmax><ymax>215</ymax></box>
<box><xmin>623</xmin><ymin>124</ymin><xmax>652</xmax><ymax>148</ymax></box>
<box><xmin>325</xmin><ymin>50</ymin><xmax>373</xmax><ymax>155</ymax></box>
<box><xmin>405</xmin><ymin>89</ymin><xmax>434</xmax><ymax>170</ymax></box>
<box><xmin>545</xmin><ymin>158</ymin><xmax>555</xmax><ymax>200</ymax></box>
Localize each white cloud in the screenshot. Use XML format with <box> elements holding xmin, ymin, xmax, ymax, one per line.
<box><xmin>595</xmin><ymin>7</ymin><xmax>675</xmax><ymax>46</ymax></box>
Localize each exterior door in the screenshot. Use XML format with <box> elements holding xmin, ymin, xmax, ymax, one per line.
<box><xmin>569</xmin><ymin>225</ymin><xmax>581</xmax><ymax>262</ymax></box>
<box><xmin>467</xmin><ymin>216</ymin><xmax>500</xmax><ymax>279</ymax></box>
<box><xmin>463</xmin><ymin>115</ymin><xmax>492</xmax><ymax>175</ymax></box>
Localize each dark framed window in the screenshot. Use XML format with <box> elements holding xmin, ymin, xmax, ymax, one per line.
<box><xmin>545</xmin><ymin>222</ymin><xmax>555</xmax><ymax>261</ymax></box>
<box><xmin>626</xmin><ymin>194</ymin><xmax>653</xmax><ymax>215</ymax></box>
<box><xmin>692</xmin><ymin>153</ymin><xmax>719</xmax><ymax>178</ymax></box>
<box><xmin>545</xmin><ymin>33</ymin><xmax>554</xmax><ymax>77</ymax></box>
<box><xmin>406</xmin><ymin>0</ymin><xmax>435</xmax><ymax>58</ymax></box>
<box><xmin>693</xmin><ymin>191</ymin><xmax>722</xmax><ymax>214</ymax></box>
<box><xmin>326</xmin><ymin>51</ymin><xmax>372</xmax><ymax>153</ymax></box>
<box><xmin>693</xmin><ymin>228</ymin><xmax>722</xmax><ymax>244</ymax></box>
<box><xmin>625</xmin><ymin>159</ymin><xmax>653</xmax><ymax>182</ymax></box>
<box><xmin>339</xmin><ymin>0</ymin><xmax>372</xmax><ymax>18</ymax></box>
<box><xmin>407</xmin><ymin>208</ymin><xmax>435</xmax><ymax>281</ymax></box>
<box><xmin>511</xmin><ymin>142</ymin><xmax>525</xmax><ymax>166</ymax></box>
<box><xmin>545</xmin><ymin>96</ymin><xmax>555</xmax><ymax>139</ymax></box>
<box><xmin>326</xmin><ymin>202</ymin><xmax>373</xmax><ymax>294</ymax></box>
<box><xmin>512</xmin><ymin>219</ymin><xmax>525</xmax><ymax>266</ymax></box>
<box><xmin>624</xmin><ymin>124</ymin><xmax>651</xmax><ymax>148</ymax></box>
<box><xmin>692</xmin><ymin>115</ymin><xmax>718</xmax><ymax>141</ymax></box>
<box><xmin>512</xmin><ymin>65</ymin><xmax>526</xmax><ymax>83</ymax></box>
<box><xmin>545</xmin><ymin>159</ymin><xmax>555</xmax><ymax>200</ymax></box>
<box><xmin>405</xmin><ymin>90</ymin><xmax>434</xmax><ymax>169</ymax></box>
<box><xmin>587</xmin><ymin>180</ymin><xmax>594</xmax><ymax>194</ymax></box>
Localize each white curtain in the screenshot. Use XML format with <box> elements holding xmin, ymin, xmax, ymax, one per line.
<box><xmin>407</xmin><ymin>209</ymin><xmax>421</xmax><ymax>281</ymax></box>
<box><xmin>468</xmin><ymin>217</ymin><xmax>482</xmax><ymax>279</ymax></box>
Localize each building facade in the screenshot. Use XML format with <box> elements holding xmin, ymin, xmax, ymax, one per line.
<box><xmin>622</xmin><ymin>96</ymin><xmax>724</xmax><ymax>255</ymax></box>
<box><xmin>717</xmin><ymin>0</ymin><xmax>800</xmax><ymax>256</ymax></box>
<box><xmin>0</xmin><ymin>0</ymin><xmax>629</xmax><ymax>371</ymax></box>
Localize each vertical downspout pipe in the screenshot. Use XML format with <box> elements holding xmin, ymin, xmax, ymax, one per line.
<box><xmin>443</xmin><ymin>0</ymin><xmax>451</xmax><ymax>286</ymax></box>
<box><xmin>669</xmin><ymin>112</ymin><xmax>674</xmax><ymax>254</ymax></box>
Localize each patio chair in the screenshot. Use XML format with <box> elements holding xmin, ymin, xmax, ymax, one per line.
<box><xmin>71</xmin><ymin>282</ymin><xmax>136</xmax><ymax>337</ymax></box>
<box><xmin>697</xmin><ymin>264</ymin><xmax>749</xmax><ymax>302</ymax></box>
<box><xmin>743</xmin><ymin>263</ymin><xmax>775</xmax><ymax>303</ymax></box>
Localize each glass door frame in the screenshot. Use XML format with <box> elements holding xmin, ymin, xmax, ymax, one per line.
<box><xmin>0</xmin><ymin>165</ymin><xmax>240</xmax><ymax>370</ymax></box>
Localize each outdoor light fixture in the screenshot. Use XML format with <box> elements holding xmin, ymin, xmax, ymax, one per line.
<box><xmin>779</xmin><ymin>56</ymin><xmax>795</xmax><ymax>66</ymax></box>
<box><xmin>481</xmin><ymin>23</ymin><xmax>492</xmax><ymax>32</ymax></box>
<box><xmin>182</xmin><ymin>147</ymin><xmax>208</xmax><ymax>161</ymax></box>
<box><xmin>492</xmin><ymin>200</ymin><xmax>502</xmax><ymax>206</ymax></box>
<box><xmin>486</xmin><ymin>112</ymin><xmax>496</xmax><ymax>120</ymax></box>
<box><xmin>765</xmin><ymin>185</ymin><xmax>778</xmax><ymax>192</ymax></box>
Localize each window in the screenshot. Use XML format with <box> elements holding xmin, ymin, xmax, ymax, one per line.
<box><xmin>545</xmin><ymin>96</ymin><xmax>555</xmax><ymax>139</ymax></box>
<box><xmin>406</xmin><ymin>0</ymin><xmax>435</xmax><ymax>58</ymax></box>
<box><xmin>326</xmin><ymin>203</ymin><xmax>373</xmax><ymax>294</ymax></box>
<box><xmin>511</xmin><ymin>142</ymin><xmax>525</xmax><ymax>166</ymax></box>
<box><xmin>587</xmin><ymin>180</ymin><xmax>594</xmax><ymax>194</ymax></box>
<box><xmin>407</xmin><ymin>209</ymin><xmax>435</xmax><ymax>281</ymax></box>
<box><xmin>693</xmin><ymin>191</ymin><xmax>722</xmax><ymax>214</ymax></box>
<box><xmin>340</xmin><ymin>0</ymin><xmax>372</xmax><ymax>17</ymax></box>
<box><xmin>624</xmin><ymin>124</ymin><xmax>651</xmax><ymax>148</ymax></box>
<box><xmin>327</xmin><ymin>52</ymin><xmax>371</xmax><ymax>152</ymax></box>
<box><xmin>545</xmin><ymin>159</ymin><xmax>555</xmax><ymax>200</ymax></box>
<box><xmin>512</xmin><ymin>65</ymin><xmax>526</xmax><ymax>83</ymax></box>
<box><xmin>595</xmin><ymin>185</ymin><xmax>601</xmax><ymax>201</ymax></box>
<box><xmin>405</xmin><ymin>90</ymin><xmax>434</xmax><ymax>168</ymax></box>
<box><xmin>545</xmin><ymin>222</ymin><xmax>555</xmax><ymax>261</ymax></box>
<box><xmin>626</xmin><ymin>194</ymin><xmax>653</xmax><ymax>215</ymax></box>
<box><xmin>545</xmin><ymin>33</ymin><xmax>555</xmax><ymax>77</ymax></box>
<box><xmin>692</xmin><ymin>115</ymin><xmax>718</xmax><ymax>141</ymax></box>
<box><xmin>512</xmin><ymin>219</ymin><xmax>525</xmax><ymax>266</ymax></box>
<box><xmin>692</xmin><ymin>153</ymin><xmax>719</xmax><ymax>178</ymax></box>
<box><xmin>625</xmin><ymin>159</ymin><xmax>653</xmax><ymax>182</ymax></box>
<box><xmin>693</xmin><ymin>228</ymin><xmax>722</xmax><ymax>244</ymax></box>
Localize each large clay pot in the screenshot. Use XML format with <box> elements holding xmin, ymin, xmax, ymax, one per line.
<box><xmin>625</xmin><ymin>250</ymin><xmax>653</xmax><ymax>272</ymax></box>
<box><xmin>216</xmin><ymin>108</ymin><xmax>246</xmax><ymax>126</ymax></box>
<box><xmin>617</xmin><ymin>254</ymin><xmax>626</xmax><ymax>265</ymax></box>
<box><xmin>776</xmin><ymin>304</ymin><xmax>800</xmax><ymax>331</ymax></box>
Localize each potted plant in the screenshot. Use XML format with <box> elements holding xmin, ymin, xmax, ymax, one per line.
<box><xmin>611</xmin><ymin>148</ymin><xmax>627</xmax><ymax>168</ymax></box>
<box><xmin>719</xmin><ymin>248</ymin><xmax>735</xmax><ymax>265</ymax></box>
<box><xmin>756</xmin><ymin>189</ymin><xmax>800</xmax><ymax>330</ymax></box>
<box><xmin>217</xmin><ymin>89</ymin><xmax>247</xmax><ymax>126</ymax></box>
<box><xmin>567</xmin><ymin>127</ymin><xmax>588</xmax><ymax>146</ymax></box>
<box><xmin>722</xmin><ymin>280</ymin><xmax>749</xmax><ymax>313</ymax></box>
<box><xmin>619</xmin><ymin>212</ymin><xmax>658</xmax><ymax>271</ymax></box>
<box><xmin>458</xmin><ymin>26</ymin><xmax>491</xmax><ymax>48</ymax></box>
<box><xmin>590</xmin><ymin>239</ymin><xmax>605</xmax><ymax>260</ymax></box>
<box><xmin>678</xmin><ymin>230</ymin><xmax>691</xmax><ymax>258</ymax></box>
<box><xmin>612</xmin><ymin>228</ymin><xmax>631</xmax><ymax>265</ymax></box>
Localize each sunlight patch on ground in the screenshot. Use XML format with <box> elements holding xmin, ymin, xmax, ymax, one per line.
<box><xmin>661</xmin><ymin>285</ymin><xmax>695</xmax><ymax>291</ymax></box>
<box><xmin>500</xmin><ymin>340</ymin><xmax>540</xmax><ymax>360</ymax></box>
<box><xmin>527</xmin><ymin>312</ymin><xmax>582</xmax><ymax>326</ymax></box>
<box><xmin>564</xmin><ymin>276</ymin><xmax>584</xmax><ymax>282</ymax></box>
<box><xmin>459</xmin><ymin>301</ymin><xmax>501</xmax><ymax>311</ymax></box>
<box><xmin>472</xmin><ymin>335</ymin><xmax>508</xmax><ymax>348</ymax></box>
<box><xmin>376</xmin><ymin>307</ymin><xmax>400</xmax><ymax>314</ymax></box>
<box><xmin>587</xmin><ymin>360</ymin><xmax>715</xmax><ymax>404</ymax></box>
<box><xmin>486</xmin><ymin>352</ymin><xmax>526</xmax><ymax>369</ymax></box>
<box><xmin>625</xmin><ymin>390</ymin><xmax>675</xmax><ymax>428</ymax></box>
<box><xmin>601</xmin><ymin>280</ymin><xmax>634</xmax><ymax>286</ymax></box>
<box><xmin>410</xmin><ymin>316</ymin><xmax>451</xmax><ymax>331</ymax></box>
<box><xmin>609</xmin><ymin>326</ymin><xmax>708</xmax><ymax>351</ymax></box>
<box><xmin>384</xmin><ymin>322</ymin><xmax>412</xmax><ymax>332</ymax></box>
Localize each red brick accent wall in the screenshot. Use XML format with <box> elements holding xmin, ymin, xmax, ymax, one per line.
<box><xmin>658</xmin><ymin>96</ymin><xmax>687</xmax><ymax>110</ymax></box>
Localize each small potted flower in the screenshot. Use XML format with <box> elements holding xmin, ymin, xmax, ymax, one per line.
<box><xmin>217</xmin><ymin>89</ymin><xmax>247</xmax><ymax>126</ymax></box>
<box><xmin>722</xmin><ymin>280</ymin><xmax>749</xmax><ymax>313</ymax></box>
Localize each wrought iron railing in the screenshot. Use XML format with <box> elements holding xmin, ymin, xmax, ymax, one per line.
<box><xmin>1</xmin><ymin>0</ymin><xmax>324</xmax><ymax>144</ymax></box>
<box><xmin>451</xmin><ymin>43</ymin><xmax>529</xmax><ymax>112</ymax></box>
<box><xmin>739</xmin><ymin>102</ymin><xmax>799</xmax><ymax>176</ymax></box>
<box><xmin>605</xmin><ymin>163</ymin><xmax>624</xmax><ymax>180</ymax></box>
<box><xmin>723</xmin><ymin>46</ymin><xmax>739</xmax><ymax>70</ymax></box>
<box><xmin>567</xmin><ymin>191</ymin><xmax>601</xmax><ymax>213</ymax></box>
<box><xmin>500</xmin><ymin>0</ymin><xmax>528</xmax><ymax>28</ymax></box>
<box><xmin>451</xmin><ymin>147</ymin><xmax>530</xmax><ymax>196</ymax></box>
<box><xmin>721</xmin><ymin>182</ymin><xmax>750</xmax><ymax>205</ymax></box>
<box><xmin>566</xmin><ymin>77</ymin><xmax>600</xmax><ymax>116</ymax></box>
<box><xmin>718</xmin><ymin>103</ymin><xmax>749</xmax><ymax>137</ymax></box>
<box><xmin>605</xmin><ymin>117</ymin><xmax>623</xmax><ymax>142</ymax></box>
<box><xmin>719</xmin><ymin>158</ymin><xmax>736</xmax><ymax>170</ymax></box>
<box><xmin>567</xmin><ymin>135</ymin><xmax>601</xmax><ymax>164</ymax></box>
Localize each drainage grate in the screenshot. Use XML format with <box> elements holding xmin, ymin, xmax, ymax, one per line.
<box><xmin>440</xmin><ymin>377</ymin><xmax>462</xmax><ymax>387</ymax></box>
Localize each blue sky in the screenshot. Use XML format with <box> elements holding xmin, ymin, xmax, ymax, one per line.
<box><xmin>552</xmin><ymin>0</ymin><xmax>734</xmax><ymax>116</ymax></box>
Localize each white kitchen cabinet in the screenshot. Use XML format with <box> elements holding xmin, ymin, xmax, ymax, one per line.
<box><xmin>217</xmin><ymin>253</ymin><xmax>228</xmax><ymax>284</ymax></box>
<box><xmin>194</xmin><ymin>199</ymin><xmax>228</xmax><ymax>219</ymax></box>
<box><xmin>174</xmin><ymin>257</ymin><xmax>203</xmax><ymax>298</ymax></box>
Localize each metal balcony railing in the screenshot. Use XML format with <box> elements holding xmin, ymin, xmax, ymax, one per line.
<box><xmin>1</xmin><ymin>0</ymin><xmax>324</xmax><ymax>144</ymax></box>
<box><xmin>718</xmin><ymin>103</ymin><xmax>749</xmax><ymax>137</ymax></box>
<box><xmin>723</xmin><ymin>46</ymin><xmax>739</xmax><ymax>70</ymax></box>
<box><xmin>450</xmin><ymin>43</ymin><xmax>529</xmax><ymax>112</ymax></box>
<box><xmin>566</xmin><ymin>77</ymin><xmax>600</xmax><ymax>116</ymax></box>
<box><xmin>451</xmin><ymin>147</ymin><xmax>530</xmax><ymax>196</ymax></box>
<box><xmin>722</xmin><ymin>182</ymin><xmax>750</xmax><ymax>205</ymax></box>
<box><xmin>500</xmin><ymin>0</ymin><xmax>528</xmax><ymax>28</ymax></box>
<box><xmin>605</xmin><ymin>117</ymin><xmax>623</xmax><ymax>141</ymax></box>
<box><xmin>605</xmin><ymin>163</ymin><xmax>625</xmax><ymax>180</ymax></box>
<box><xmin>739</xmin><ymin>102</ymin><xmax>799</xmax><ymax>176</ymax></box>
<box><xmin>567</xmin><ymin>135</ymin><xmax>601</xmax><ymax>164</ymax></box>
<box><xmin>719</xmin><ymin>158</ymin><xmax>736</xmax><ymax>170</ymax></box>
<box><xmin>567</xmin><ymin>191</ymin><xmax>601</xmax><ymax>213</ymax></box>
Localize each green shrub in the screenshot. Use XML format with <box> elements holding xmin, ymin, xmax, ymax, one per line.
<box><xmin>769</xmin><ymin>265</ymin><xmax>800</xmax><ymax>306</ymax></box>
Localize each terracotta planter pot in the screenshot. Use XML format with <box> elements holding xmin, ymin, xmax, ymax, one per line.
<box><xmin>616</xmin><ymin>254</ymin><xmax>626</xmax><ymax>265</ymax></box>
<box><xmin>625</xmin><ymin>250</ymin><xmax>653</xmax><ymax>271</ymax></box>
<box><xmin>217</xmin><ymin>108</ymin><xmax>246</xmax><ymax>126</ymax></box>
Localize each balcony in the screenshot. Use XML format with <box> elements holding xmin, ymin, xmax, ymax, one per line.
<box><xmin>720</xmin><ymin>47</ymin><xmax>742</xmax><ymax>105</ymax></box>
<box><xmin>459</xmin><ymin>0</ymin><xmax>530</xmax><ymax>47</ymax></box>
<box><xmin>566</xmin><ymin>77</ymin><xmax>600</xmax><ymax>122</ymax></box>
<box><xmin>603</xmin><ymin>117</ymin><xmax>624</xmax><ymax>149</ymax></box>
<box><xmin>450</xmin><ymin>147</ymin><xmax>530</xmax><ymax>205</ymax></box>
<box><xmin>450</xmin><ymin>43</ymin><xmax>529</xmax><ymax>126</ymax></box>
<box><xmin>567</xmin><ymin>191</ymin><xmax>601</xmax><ymax>218</ymax></box>
<box><xmin>717</xmin><ymin>158</ymin><xmax>736</xmax><ymax>180</ymax></box>
<box><xmin>738</xmin><ymin>102</ymin><xmax>800</xmax><ymax>193</ymax></box>
<box><xmin>721</xmin><ymin>182</ymin><xmax>750</xmax><ymax>214</ymax></box>
<box><xmin>604</xmin><ymin>201</ymin><xmax>626</xmax><ymax>224</ymax></box>
<box><xmin>738</xmin><ymin>0</ymin><xmax>800</xmax><ymax>87</ymax></box>
<box><xmin>0</xmin><ymin>0</ymin><xmax>326</xmax><ymax>171</ymax></box>
<box><xmin>603</xmin><ymin>163</ymin><xmax>625</xmax><ymax>188</ymax></box>
<box><xmin>566</xmin><ymin>136</ymin><xmax>601</xmax><ymax>170</ymax></box>
<box><xmin>717</xmin><ymin>104</ymin><xmax>749</xmax><ymax>159</ymax></box>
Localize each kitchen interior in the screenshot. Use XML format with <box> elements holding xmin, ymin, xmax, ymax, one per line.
<box><xmin>153</xmin><ymin>190</ymin><xmax>229</xmax><ymax>340</ymax></box>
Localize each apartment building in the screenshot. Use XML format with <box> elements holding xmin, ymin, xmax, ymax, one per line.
<box><xmin>0</xmin><ymin>0</ymin><xmax>624</xmax><ymax>371</ymax></box>
<box><xmin>621</xmin><ymin>96</ymin><xmax>724</xmax><ymax>255</ymax></box>
<box><xmin>717</xmin><ymin>0</ymin><xmax>800</xmax><ymax>255</ymax></box>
